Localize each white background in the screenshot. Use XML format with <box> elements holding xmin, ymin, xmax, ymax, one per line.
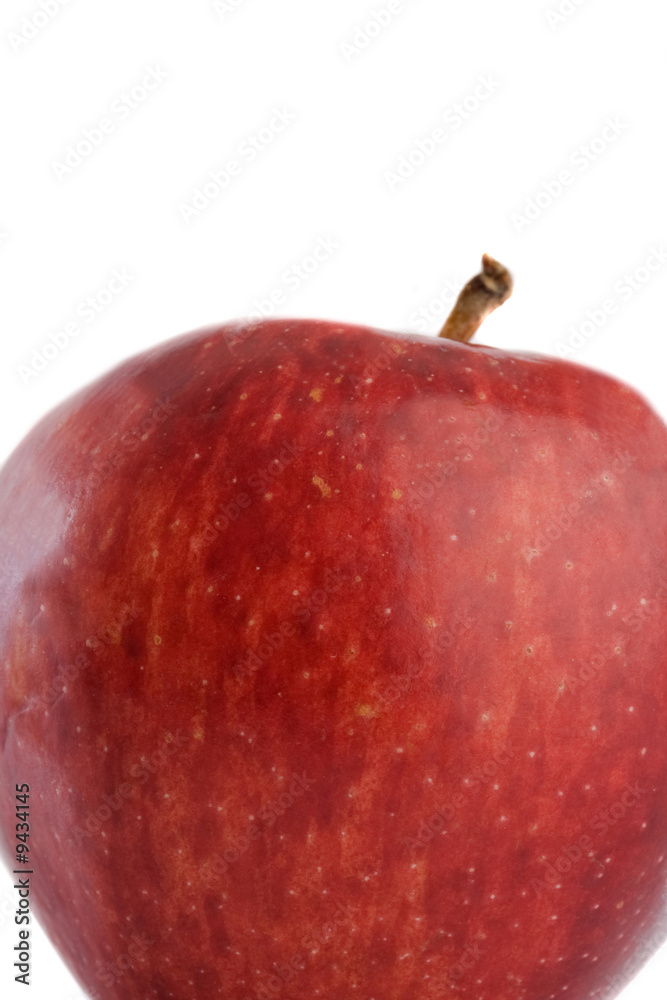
<box><xmin>1</xmin><ymin>0</ymin><xmax>666</xmax><ymax>998</ymax></box>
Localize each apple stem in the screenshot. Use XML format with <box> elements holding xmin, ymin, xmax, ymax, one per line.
<box><xmin>438</xmin><ymin>253</ymin><xmax>513</xmax><ymax>343</ymax></box>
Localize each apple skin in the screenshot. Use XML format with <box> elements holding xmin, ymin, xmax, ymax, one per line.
<box><xmin>1</xmin><ymin>317</ymin><xmax>667</xmax><ymax>1000</ymax></box>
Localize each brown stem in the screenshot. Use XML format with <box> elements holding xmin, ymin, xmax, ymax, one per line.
<box><xmin>438</xmin><ymin>253</ymin><xmax>513</xmax><ymax>343</ymax></box>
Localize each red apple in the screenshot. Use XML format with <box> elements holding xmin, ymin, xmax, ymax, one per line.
<box><xmin>1</xmin><ymin>256</ymin><xmax>667</xmax><ymax>1000</ymax></box>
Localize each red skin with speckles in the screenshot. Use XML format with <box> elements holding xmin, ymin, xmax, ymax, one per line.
<box><xmin>1</xmin><ymin>318</ymin><xmax>667</xmax><ymax>1000</ymax></box>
